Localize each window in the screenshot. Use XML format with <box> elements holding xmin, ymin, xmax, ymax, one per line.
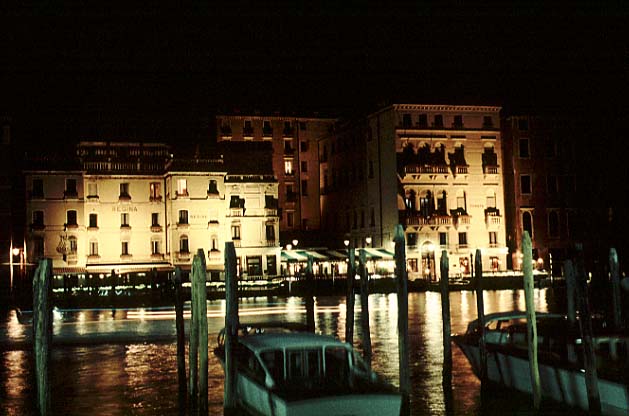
<box><xmin>483</xmin><ymin>116</ymin><xmax>493</xmax><ymax>128</ymax></box>
<box><xmin>301</xmin><ymin>161</ymin><xmax>308</xmax><ymax>172</ymax></box>
<box><xmin>89</xmin><ymin>213</ymin><xmax>98</xmax><ymax>228</ymax></box>
<box><xmin>518</xmin><ymin>137</ymin><xmax>530</xmax><ymax>158</ymax></box>
<box><xmin>265</xmin><ymin>224</ymin><xmax>275</xmax><ymax>240</ymax></box>
<box><xmin>33</xmin><ymin>236</ymin><xmax>44</xmax><ymax>258</ymax></box>
<box><xmin>418</xmin><ymin>114</ymin><xmax>428</xmax><ymax>127</ymax></box>
<box><xmin>150</xmin><ymin>182</ymin><xmax>161</xmax><ymax>200</ymax></box>
<box><xmin>65</xmin><ymin>179</ymin><xmax>77</xmax><ymax>197</ymax></box>
<box><xmin>151</xmin><ymin>213</ymin><xmax>160</xmax><ymax>227</ymax></box>
<box><xmin>176</xmin><ymin>179</ymin><xmax>188</xmax><ymax>196</ymax></box>
<box><xmin>32</xmin><ymin>179</ymin><xmax>44</xmax><ymax>198</ymax></box>
<box><xmin>267</xmin><ymin>255</ymin><xmax>277</xmax><ymax>275</ymax></box>
<box><xmin>286</xmin><ymin>212</ymin><xmax>294</xmax><ymax>227</ymax></box>
<box><xmin>67</xmin><ymin>210</ymin><xmax>78</xmax><ymax>226</ymax></box>
<box><xmin>68</xmin><ymin>236</ymin><xmax>77</xmax><ymax>254</ymax></box>
<box><xmin>518</xmin><ymin>119</ymin><xmax>529</xmax><ymax>131</ymax></box>
<box><xmin>402</xmin><ymin>113</ymin><xmax>412</xmax><ymax>128</ymax></box>
<box><xmin>231</xmin><ymin>224</ymin><xmax>241</xmax><ymax>240</ymax></box>
<box><xmin>33</xmin><ymin>210</ymin><xmax>44</xmax><ymax>227</ymax></box>
<box><xmin>548</xmin><ymin>211</ymin><xmax>560</xmax><ymax>238</ymax></box>
<box><xmin>89</xmin><ymin>241</ymin><xmax>98</xmax><ymax>256</ymax></box>
<box><xmin>87</xmin><ymin>182</ymin><xmax>98</xmax><ymax>197</ymax></box>
<box><xmin>179</xmin><ymin>236</ymin><xmax>189</xmax><ymax>253</ymax></box>
<box><xmin>243</xmin><ymin>120</ymin><xmax>253</xmax><ymax>136</ymax></box>
<box><xmin>246</xmin><ymin>256</ymin><xmax>262</xmax><ymax>276</ymax></box>
<box><xmin>407</xmin><ymin>258</ymin><xmax>418</xmax><ymax>273</ymax></box>
<box><xmin>453</xmin><ymin>115</ymin><xmax>463</xmax><ymax>128</ymax></box>
<box><xmin>522</xmin><ymin>211</ymin><xmax>533</xmax><ymax>238</ymax></box>
<box><xmin>370</xmin><ymin>207</ymin><xmax>375</xmax><ymax>227</ymax></box>
<box><xmin>301</xmin><ymin>180</ymin><xmax>308</xmax><ymax>196</ymax></box>
<box><xmin>486</xmin><ymin>192</ymin><xmax>496</xmax><ymax>208</ymax></box>
<box><xmin>208</xmin><ymin>179</ymin><xmax>219</xmax><ymax>194</ymax></box>
<box><xmin>489</xmin><ymin>231</ymin><xmax>498</xmax><ymax>246</ymax></box>
<box><xmin>299</xmin><ymin>121</ymin><xmax>306</xmax><ymax>130</ymax></box>
<box><xmin>368</xmin><ymin>160</ymin><xmax>374</xmax><ymax>179</ymax></box>
<box><xmin>545</xmin><ymin>139</ymin><xmax>557</xmax><ymax>158</ymax></box>
<box><xmin>439</xmin><ymin>232</ymin><xmax>448</xmax><ymax>246</ymax></box>
<box><xmin>434</xmin><ymin>114</ymin><xmax>443</xmax><ymax>127</ymax></box>
<box><xmin>263</xmin><ymin>120</ymin><xmax>272</xmax><ymax>135</ymax></box>
<box><xmin>121</xmin><ymin>213</ymin><xmax>130</xmax><ymax>227</ymax></box>
<box><xmin>285</xmin><ymin>160</ymin><xmax>293</xmax><ymax>175</ymax></box>
<box><xmin>152</xmin><ymin>240</ymin><xmax>160</xmax><ymax>255</ymax></box>
<box><xmin>520</xmin><ymin>175</ymin><xmax>532</xmax><ymax>194</ymax></box>
<box><xmin>284</xmin><ymin>138</ymin><xmax>293</xmax><ymax>152</ymax></box>
<box><xmin>211</xmin><ymin>235</ymin><xmax>219</xmax><ymax>251</ymax></box>
<box><xmin>121</xmin><ymin>241</ymin><xmax>129</xmax><ymax>255</ymax></box>
<box><xmin>178</xmin><ymin>210</ymin><xmax>188</xmax><ymax>225</ymax></box>
<box><xmin>458</xmin><ymin>232</ymin><xmax>468</xmax><ymax>246</ymax></box>
<box><xmin>406</xmin><ymin>232</ymin><xmax>418</xmax><ymax>246</ymax></box>
<box><xmin>120</xmin><ymin>183</ymin><xmax>130</xmax><ymax>198</ymax></box>
<box><xmin>456</xmin><ymin>191</ymin><xmax>466</xmax><ymax>210</ymax></box>
<box><xmin>300</xmin><ymin>141</ymin><xmax>308</xmax><ymax>152</ymax></box>
<box><xmin>547</xmin><ymin>175</ymin><xmax>558</xmax><ymax>194</ymax></box>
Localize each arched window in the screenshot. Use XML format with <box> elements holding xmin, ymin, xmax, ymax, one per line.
<box><xmin>180</xmin><ymin>235</ymin><xmax>189</xmax><ymax>253</ymax></box>
<box><xmin>522</xmin><ymin>211</ymin><xmax>533</xmax><ymax>238</ymax></box>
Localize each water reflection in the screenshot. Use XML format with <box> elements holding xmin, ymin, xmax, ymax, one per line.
<box><xmin>0</xmin><ymin>289</ymin><xmax>557</xmax><ymax>415</ymax></box>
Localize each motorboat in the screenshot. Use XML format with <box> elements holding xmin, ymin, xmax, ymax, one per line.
<box><xmin>214</xmin><ymin>323</ymin><xmax>402</xmax><ymax>416</ymax></box>
<box><xmin>453</xmin><ymin>311</ymin><xmax>629</xmax><ymax>415</ymax></box>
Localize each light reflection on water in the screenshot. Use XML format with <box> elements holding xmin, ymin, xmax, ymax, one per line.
<box><xmin>0</xmin><ymin>290</ymin><xmax>558</xmax><ymax>415</ymax></box>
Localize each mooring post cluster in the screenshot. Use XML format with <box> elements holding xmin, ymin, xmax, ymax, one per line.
<box><xmin>33</xmin><ymin>258</ymin><xmax>52</xmax><ymax>416</ymax></box>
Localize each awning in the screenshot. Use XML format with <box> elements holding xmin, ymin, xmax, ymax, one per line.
<box><xmin>281</xmin><ymin>251</ymin><xmax>308</xmax><ymax>262</ymax></box>
<box><xmin>53</xmin><ymin>267</ymin><xmax>87</xmax><ymax>274</ymax></box>
<box><xmin>296</xmin><ymin>250</ymin><xmax>329</xmax><ymax>261</ymax></box>
<box><xmin>362</xmin><ymin>248</ymin><xmax>394</xmax><ymax>260</ymax></box>
<box><xmin>325</xmin><ymin>250</ymin><xmax>348</xmax><ymax>260</ymax></box>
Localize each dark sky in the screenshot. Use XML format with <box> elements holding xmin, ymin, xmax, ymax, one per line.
<box><xmin>2</xmin><ymin>3</ymin><xmax>628</xmax><ymax>148</ymax></box>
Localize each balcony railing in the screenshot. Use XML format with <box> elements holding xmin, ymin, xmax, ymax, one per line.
<box><xmin>404</xmin><ymin>164</ymin><xmax>448</xmax><ymax>174</ymax></box>
<box><xmin>483</xmin><ymin>165</ymin><xmax>498</xmax><ymax>174</ymax></box>
<box><xmin>176</xmin><ymin>251</ymin><xmax>191</xmax><ymax>261</ymax></box>
<box><xmin>232</xmin><ymin>239</ymin><xmax>241</xmax><ymax>248</ymax></box>
<box><xmin>455</xmin><ymin>166</ymin><xmax>468</xmax><ymax>175</ymax></box>
<box><xmin>402</xmin><ymin>213</ymin><xmax>452</xmax><ymax>227</ymax></box>
<box><xmin>151</xmin><ymin>225</ymin><xmax>163</xmax><ymax>232</ymax></box>
<box><xmin>151</xmin><ymin>253</ymin><xmax>164</xmax><ymax>260</ymax></box>
<box><xmin>263</xmin><ymin>239</ymin><xmax>277</xmax><ymax>247</ymax></box>
<box><xmin>208</xmin><ymin>250</ymin><xmax>222</xmax><ymax>261</ymax></box>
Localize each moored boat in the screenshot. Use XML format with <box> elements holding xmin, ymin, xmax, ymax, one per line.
<box><xmin>454</xmin><ymin>311</ymin><xmax>629</xmax><ymax>415</ymax></box>
<box><xmin>214</xmin><ymin>323</ymin><xmax>402</xmax><ymax>416</ymax></box>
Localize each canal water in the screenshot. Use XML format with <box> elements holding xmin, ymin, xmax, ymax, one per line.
<box><xmin>0</xmin><ymin>289</ymin><xmax>578</xmax><ymax>415</ymax></box>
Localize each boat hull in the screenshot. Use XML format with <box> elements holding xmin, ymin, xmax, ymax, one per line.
<box><xmin>237</xmin><ymin>371</ymin><xmax>402</xmax><ymax>416</ymax></box>
<box><xmin>455</xmin><ymin>338</ymin><xmax>629</xmax><ymax>416</ymax></box>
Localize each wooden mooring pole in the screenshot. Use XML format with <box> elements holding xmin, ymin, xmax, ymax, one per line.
<box><xmin>565</xmin><ymin>260</ymin><xmax>577</xmax><ymax>327</ymax></box>
<box><xmin>345</xmin><ymin>241</ymin><xmax>356</xmax><ymax>345</ymax></box>
<box><xmin>440</xmin><ymin>250</ymin><xmax>454</xmax><ymax>415</ymax></box>
<box><xmin>306</xmin><ymin>254</ymin><xmax>316</xmax><ymax>332</ymax></box>
<box><xmin>522</xmin><ymin>232</ymin><xmax>541</xmax><ymax>410</ymax></box>
<box><xmin>573</xmin><ymin>244</ymin><xmax>601</xmax><ymax>415</ymax></box>
<box><xmin>474</xmin><ymin>249</ymin><xmax>487</xmax><ymax>385</ymax></box>
<box><xmin>224</xmin><ymin>242</ymin><xmax>239</xmax><ymax>415</ymax></box>
<box><xmin>173</xmin><ymin>267</ymin><xmax>187</xmax><ymax>413</ymax></box>
<box><xmin>439</xmin><ymin>250</ymin><xmax>452</xmax><ymax>380</ymax></box>
<box><xmin>394</xmin><ymin>225</ymin><xmax>410</xmax><ymax>408</ymax></box>
<box><xmin>609</xmin><ymin>248</ymin><xmax>622</xmax><ymax>329</ymax></box>
<box><xmin>188</xmin><ymin>250</ymin><xmax>208</xmax><ymax>412</ymax></box>
<box><xmin>33</xmin><ymin>258</ymin><xmax>52</xmax><ymax>416</ymax></box>
<box><xmin>359</xmin><ymin>249</ymin><xmax>372</xmax><ymax>367</ymax></box>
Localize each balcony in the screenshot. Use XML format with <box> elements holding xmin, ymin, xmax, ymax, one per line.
<box><xmin>151</xmin><ymin>225</ymin><xmax>163</xmax><ymax>232</ymax></box>
<box><xmin>86</xmin><ymin>195</ymin><xmax>99</xmax><ymax>202</ymax></box>
<box><xmin>454</xmin><ymin>215</ymin><xmax>471</xmax><ymax>228</ymax></box>
<box><xmin>120</xmin><ymin>253</ymin><xmax>133</xmax><ymax>261</ymax></box>
<box><xmin>485</xmin><ymin>208</ymin><xmax>502</xmax><ymax>227</ymax></box>
<box><xmin>265</xmin><ymin>208</ymin><xmax>278</xmax><ymax>217</ymax></box>
<box><xmin>176</xmin><ymin>222</ymin><xmax>189</xmax><ymax>229</ymax></box>
<box><xmin>455</xmin><ymin>166</ymin><xmax>468</xmax><ymax>175</ymax></box>
<box><xmin>87</xmin><ymin>254</ymin><xmax>100</xmax><ymax>261</ymax></box>
<box><xmin>175</xmin><ymin>190</ymin><xmax>189</xmax><ymax>199</ymax></box>
<box><xmin>262</xmin><ymin>128</ymin><xmax>273</xmax><ymax>139</ymax></box>
<box><xmin>483</xmin><ymin>165</ymin><xmax>499</xmax><ymax>175</ymax></box>
<box><xmin>264</xmin><ymin>239</ymin><xmax>277</xmax><ymax>247</ymax></box>
<box><xmin>151</xmin><ymin>253</ymin><xmax>165</xmax><ymax>260</ymax></box>
<box><xmin>118</xmin><ymin>193</ymin><xmax>131</xmax><ymax>202</ymax></box>
<box><xmin>232</xmin><ymin>239</ymin><xmax>242</xmax><ymax>248</ymax></box>
<box><xmin>65</xmin><ymin>253</ymin><xmax>78</xmax><ymax>264</ymax></box>
<box><xmin>65</xmin><ymin>223</ymin><xmax>79</xmax><ymax>230</ymax></box>
<box><xmin>176</xmin><ymin>251</ymin><xmax>191</xmax><ymax>261</ymax></box>
<box><xmin>208</xmin><ymin>250</ymin><xmax>222</xmax><ymax>262</ymax></box>
<box><xmin>31</xmin><ymin>223</ymin><xmax>46</xmax><ymax>231</ymax></box>
<box><xmin>401</xmin><ymin>213</ymin><xmax>452</xmax><ymax>227</ymax></box>
<box><xmin>30</xmin><ymin>192</ymin><xmax>45</xmax><ymax>200</ymax></box>
<box><xmin>403</xmin><ymin>164</ymin><xmax>448</xmax><ymax>175</ymax></box>
<box><xmin>87</xmin><ymin>226</ymin><xmax>99</xmax><ymax>232</ymax></box>
<box><xmin>243</xmin><ymin>127</ymin><xmax>254</xmax><ymax>139</ymax></box>
<box><xmin>149</xmin><ymin>195</ymin><xmax>162</xmax><ymax>202</ymax></box>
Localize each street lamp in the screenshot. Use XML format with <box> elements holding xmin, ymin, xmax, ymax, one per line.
<box><xmin>343</xmin><ymin>239</ymin><xmax>350</xmax><ymax>247</ymax></box>
<box><xmin>292</xmin><ymin>239</ymin><xmax>298</xmax><ymax>247</ymax></box>
<box><xmin>365</xmin><ymin>236</ymin><xmax>372</xmax><ymax>246</ymax></box>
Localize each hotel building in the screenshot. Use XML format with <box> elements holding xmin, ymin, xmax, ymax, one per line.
<box><xmin>24</xmin><ymin>141</ymin><xmax>280</xmax><ymax>280</ymax></box>
<box><xmin>319</xmin><ymin>104</ymin><xmax>507</xmax><ymax>280</ymax></box>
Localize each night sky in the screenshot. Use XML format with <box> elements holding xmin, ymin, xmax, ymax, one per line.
<box><xmin>2</xmin><ymin>3</ymin><xmax>628</xmax><ymax>150</ymax></box>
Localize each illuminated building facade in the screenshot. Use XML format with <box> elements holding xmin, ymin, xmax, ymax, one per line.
<box><xmin>216</xmin><ymin>114</ymin><xmax>335</xmax><ymax>245</ymax></box>
<box><xmin>320</xmin><ymin>104</ymin><xmax>506</xmax><ymax>280</ymax></box>
<box><xmin>24</xmin><ymin>141</ymin><xmax>280</xmax><ymax>280</ymax></box>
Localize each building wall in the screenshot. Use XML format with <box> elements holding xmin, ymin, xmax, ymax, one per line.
<box><xmin>320</xmin><ymin>104</ymin><xmax>506</xmax><ymax>279</ymax></box>
<box><xmin>216</xmin><ymin>115</ymin><xmax>335</xmax><ymax>236</ymax></box>
<box><xmin>25</xmin><ymin>142</ymin><xmax>280</xmax><ymax>279</ymax></box>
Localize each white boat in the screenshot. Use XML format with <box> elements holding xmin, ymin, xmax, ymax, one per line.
<box><xmin>453</xmin><ymin>311</ymin><xmax>629</xmax><ymax>416</ymax></box>
<box><xmin>214</xmin><ymin>323</ymin><xmax>402</xmax><ymax>416</ymax></box>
